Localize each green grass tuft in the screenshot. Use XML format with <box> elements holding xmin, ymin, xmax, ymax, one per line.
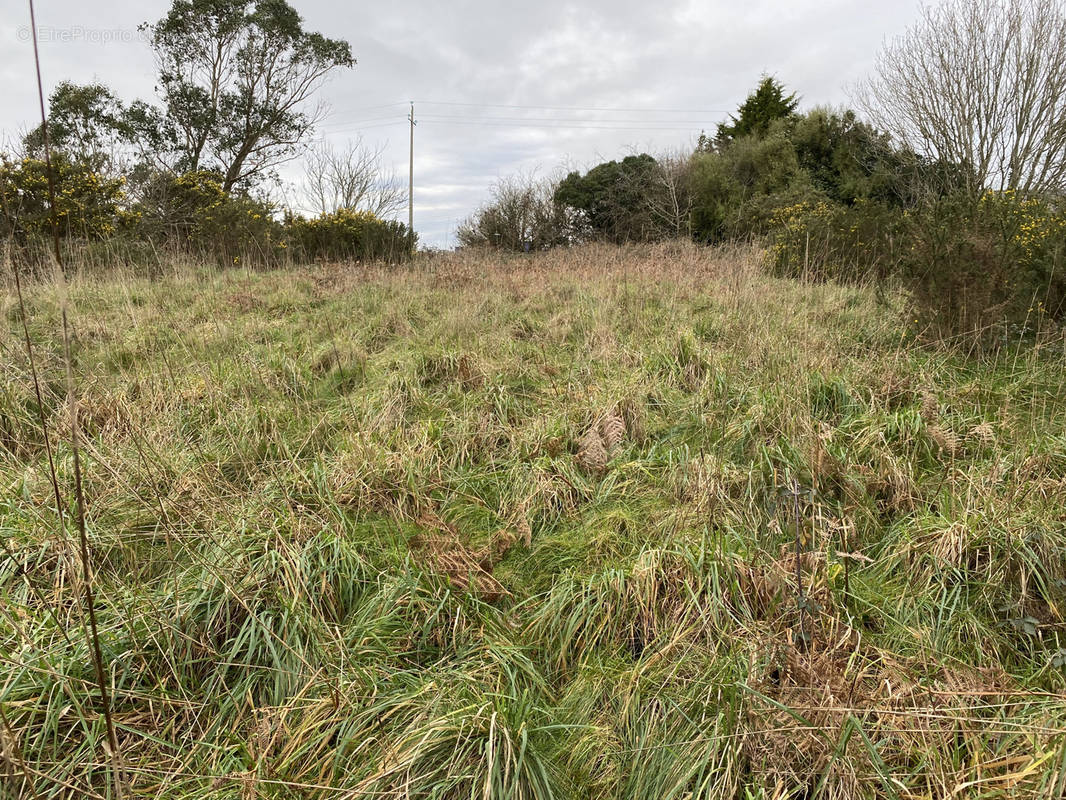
<box><xmin>2</xmin><ymin>242</ymin><xmax>1065</xmax><ymax>798</ymax></box>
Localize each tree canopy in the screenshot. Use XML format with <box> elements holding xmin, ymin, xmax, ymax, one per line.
<box><xmin>555</xmin><ymin>154</ymin><xmax>663</xmax><ymax>243</ymax></box>
<box><xmin>714</xmin><ymin>76</ymin><xmax>799</xmax><ymax>145</ymax></box>
<box><xmin>139</xmin><ymin>0</ymin><xmax>354</xmax><ymax>191</ymax></box>
<box><xmin>23</xmin><ymin>82</ymin><xmax>130</xmax><ymax>174</ymax></box>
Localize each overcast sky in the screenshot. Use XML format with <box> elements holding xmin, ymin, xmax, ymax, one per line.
<box><xmin>1</xmin><ymin>0</ymin><xmax>921</xmax><ymax>247</ymax></box>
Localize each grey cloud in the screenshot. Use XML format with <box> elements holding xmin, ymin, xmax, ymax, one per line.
<box><xmin>1</xmin><ymin>0</ymin><xmax>921</xmax><ymax>247</ymax></box>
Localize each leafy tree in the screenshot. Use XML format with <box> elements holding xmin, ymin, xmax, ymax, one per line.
<box><xmin>138</xmin><ymin>0</ymin><xmax>354</xmax><ymax>191</ymax></box>
<box><xmin>554</xmin><ymin>154</ymin><xmax>664</xmax><ymax>242</ymax></box>
<box><xmin>689</xmin><ymin>102</ymin><xmax>937</xmax><ymax>243</ymax></box>
<box><xmin>715</xmin><ymin>76</ymin><xmax>799</xmax><ymax>145</ymax></box>
<box><xmin>23</xmin><ymin>82</ymin><xmax>130</xmax><ymax>174</ymax></box>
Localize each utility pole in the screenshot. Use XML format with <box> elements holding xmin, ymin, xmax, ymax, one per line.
<box><xmin>408</xmin><ymin>102</ymin><xmax>416</xmax><ymax>235</ymax></box>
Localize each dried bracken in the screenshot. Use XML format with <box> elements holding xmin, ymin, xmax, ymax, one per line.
<box><xmin>575</xmin><ymin>409</ymin><xmax>630</xmax><ymax>475</ymax></box>
<box><xmin>920</xmin><ymin>390</ymin><xmax>940</xmax><ymax>423</ymax></box>
<box><xmin>969</xmin><ymin>421</ymin><xmax>996</xmax><ymax>446</ymax></box>
<box><xmin>927</xmin><ymin>424</ymin><xmax>959</xmax><ymax>456</ymax></box>
<box><xmin>745</xmin><ymin>629</ymin><xmax>1016</xmax><ymax>797</ymax></box>
<box><xmin>576</xmin><ymin>427</ymin><xmax>609</xmax><ymax>474</ymax></box>
<box><xmin>876</xmin><ymin>367</ymin><xmax>915</xmax><ymax>408</ymax></box>
<box><xmin>410</xmin><ymin>512</ymin><xmax>510</xmax><ymax>600</ymax></box>
<box><xmin>598</xmin><ymin>411</ymin><xmax>626</xmax><ymax>453</ymax></box>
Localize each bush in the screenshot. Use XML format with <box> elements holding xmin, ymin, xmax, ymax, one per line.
<box><xmin>0</xmin><ymin>160</ymin><xmax>413</xmax><ymax>272</ymax></box>
<box><xmin>133</xmin><ymin>170</ymin><xmax>286</xmax><ymax>267</ymax></box>
<box><xmin>903</xmin><ymin>192</ymin><xmax>1066</xmax><ymax>341</ymax></box>
<box><xmin>766</xmin><ymin>197</ymin><xmax>906</xmax><ymax>284</ymax></box>
<box><xmin>287</xmin><ymin>207</ymin><xmax>414</xmax><ymax>263</ymax></box>
<box><xmin>0</xmin><ymin>155</ymin><xmax>131</xmax><ymax>241</ymax></box>
<box><xmin>555</xmin><ymin>155</ymin><xmax>667</xmax><ymax>243</ymax></box>
<box><xmin>688</xmin><ymin>128</ymin><xmax>804</xmax><ymax>243</ymax></box>
<box><xmin>458</xmin><ymin>173</ymin><xmax>571</xmax><ymax>251</ymax></box>
<box><xmin>790</xmin><ymin>108</ymin><xmax>909</xmax><ymax>207</ymax></box>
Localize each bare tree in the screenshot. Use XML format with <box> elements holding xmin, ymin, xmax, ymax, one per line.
<box><xmin>858</xmin><ymin>0</ymin><xmax>1066</xmax><ymax>195</ymax></box>
<box><xmin>303</xmin><ymin>138</ymin><xmax>405</xmax><ymax>218</ymax></box>
<box><xmin>646</xmin><ymin>149</ymin><xmax>694</xmax><ymax>238</ymax></box>
<box><xmin>457</xmin><ymin>171</ymin><xmax>571</xmax><ymax>251</ymax></box>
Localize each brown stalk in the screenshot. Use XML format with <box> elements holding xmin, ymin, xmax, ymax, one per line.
<box><xmin>26</xmin><ymin>1</ymin><xmax>126</xmax><ymax>795</ymax></box>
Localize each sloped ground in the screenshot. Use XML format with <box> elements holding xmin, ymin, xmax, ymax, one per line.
<box><xmin>2</xmin><ymin>242</ymin><xmax>1065</xmax><ymax>798</ymax></box>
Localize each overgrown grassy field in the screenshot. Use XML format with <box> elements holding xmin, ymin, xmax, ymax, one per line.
<box><xmin>2</xmin><ymin>242</ymin><xmax>1066</xmax><ymax>799</ymax></box>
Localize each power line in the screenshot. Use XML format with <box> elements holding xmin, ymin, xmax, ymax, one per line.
<box><xmin>418</xmin><ymin>113</ymin><xmax>716</xmax><ymax>125</ymax></box>
<box><xmin>411</xmin><ymin>99</ymin><xmax>731</xmax><ymax>114</ymax></box>
<box><xmin>320</xmin><ymin>113</ymin><xmax>407</xmax><ymax>125</ymax></box>
<box><xmin>318</xmin><ymin>117</ymin><xmax>710</xmax><ymax>135</ymax></box>
<box><xmin>322</xmin><ymin>100</ymin><xmax>730</xmax><ymax>126</ymax></box>
<box><xmin>317</xmin><ymin>119</ymin><xmax>408</xmax><ymax>133</ymax></box>
<box><xmin>340</xmin><ymin>101</ymin><xmax>409</xmax><ymax>111</ymax></box>
<box><xmin>318</xmin><ymin>114</ymin><xmax>408</xmax><ymax>129</ymax></box>
<box><xmin>417</xmin><ymin>118</ymin><xmax>709</xmax><ymax>132</ymax></box>
<box><xmin>323</xmin><ymin>102</ymin><xmax>409</xmax><ymax>120</ymax></box>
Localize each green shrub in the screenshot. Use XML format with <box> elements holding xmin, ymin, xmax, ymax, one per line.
<box><xmin>904</xmin><ymin>192</ymin><xmax>1066</xmax><ymax>341</ymax></box>
<box><xmin>0</xmin><ymin>155</ymin><xmax>131</xmax><ymax>241</ymax></box>
<box><xmin>689</xmin><ymin>129</ymin><xmax>803</xmax><ymax>243</ymax></box>
<box><xmin>133</xmin><ymin>170</ymin><xmax>285</xmax><ymax>267</ymax></box>
<box><xmin>287</xmin><ymin>207</ymin><xmax>414</xmax><ymax>263</ymax></box>
<box><xmin>555</xmin><ymin>154</ymin><xmax>665</xmax><ymax>243</ymax></box>
<box><xmin>766</xmin><ymin>197</ymin><xmax>906</xmax><ymax>284</ymax></box>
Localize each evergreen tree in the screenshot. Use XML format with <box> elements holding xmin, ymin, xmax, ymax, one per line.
<box><xmin>716</xmin><ymin>76</ymin><xmax>799</xmax><ymax>144</ymax></box>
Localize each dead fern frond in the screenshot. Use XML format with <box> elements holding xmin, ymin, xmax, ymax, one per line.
<box><xmin>598</xmin><ymin>412</ymin><xmax>626</xmax><ymax>453</ymax></box>
<box><xmin>576</xmin><ymin>427</ymin><xmax>608</xmax><ymax>474</ymax></box>
<box><xmin>969</xmin><ymin>421</ymin><xmax>996</xmax><ymax>446</ymax></box>
<box><xmin>920</xmin><ymin>390</ymin><xmax>939</xmax><ymax>423</ymax></box>
<box><xmin>409</xmin><ymin>527</ymin><xmax>509</xmax><ymax>601</ymax></box>
<box><xmin>928</xmin><ymin>424</ymin><xmax>959</xmax><ymax>456</ymax></box>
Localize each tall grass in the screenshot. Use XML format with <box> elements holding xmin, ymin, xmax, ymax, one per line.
<box><xmin>2</xmin><ymin>241</ymin><xmax>1065</xmax><ymax>798</ymax></box>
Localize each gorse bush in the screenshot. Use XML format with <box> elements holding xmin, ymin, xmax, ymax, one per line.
<box><xmin>0</xmin><ymin>154</ymin><xmax>131</xmax><ymax>241</ymax></box>
<box><xmin>764</xmin><ymin>189</ymin><xmax>1066</xmax><ymax>338</ymax></box>
<box><xmin>767</xmin><ymin>198</ymin><xmax>906</xmax><ymax>284</ymax></box>
<box><xmin>904</xmin><ymin>191</ymin><xmax>1066</xmax><ymax>340</ymax></box>
<box><xmin>0</xmin><ymin>163</ymin><xmax>415</xmax><ymax>272</ymax></box>
<box><xmin>287</xmin><ymin>207</ymin><xmax>414</xmax><ymax>262</ymax></box>
<box><xmin>134</xmin><ymin>170</ymin><xmax>286</xmax><ymax>266</ymax></box>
